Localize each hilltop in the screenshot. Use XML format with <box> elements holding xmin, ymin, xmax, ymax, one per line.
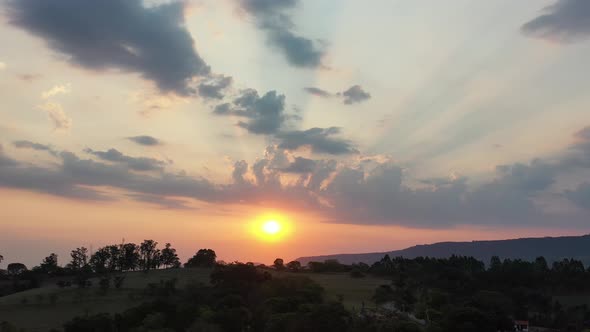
<box><xmin>296</xmin><ymin>234</ymin><xmax>590</xmax><ymax>266</ymax></box>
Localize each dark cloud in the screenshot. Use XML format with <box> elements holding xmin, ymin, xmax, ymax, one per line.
<box><xmin>303</xmin><ymin>87</ymin><xmax>332</xmax><ymax>98</ymax></box>
<box><xmin>241</xmin><ymin>0</ymin><xmax>297</xmax><ymax>14</ymax></box>
<box><xmin>2</xmin><ymin>126</ymin><xmax>590</xmax><ymax>227</ymax></box>
<box><xmin>84</xmin><ymin>148</ymin><xmax>166</xmax><ymax>172</ymax></box>
<box><xmin>566</xmin><ymin>182</ymin><xmax>590</xmax><ymax>210</ymax></box>
<box><xmin>280</xmin><ymin>157</ymin><xmax>316</xmax><ymax>173</ymax></box>
<box><xmin>198</xmin><ymin>75</ymin><xmax>233</xmax><ymax>100</ymax></box>
<box><xmin>13</xmin><ymin>140</ymin><xmax>57</xmax><ymax>156</ymax></box>
<box><xmin>276</xmin><ymin>127</ymin><xmax>359</xmax><ymax>155</ymax></box>
<box><xmin>0</xmin><ymin>149</ymin><xmax>111</xmax><ymax>200</ymax></box>
<box><xmin>0</xmin><ymin>149</ymin><xmax>218</xmax><ymax>203</ymax></box>
<box><xmin>341</xmin><ymin>85</ymin><xmax>371</xmax><ymax>104</ymax></box>
<box><xmin>562</xmin><ymin>126</ymin><xmax>590</xmax><ymax>168</ymax></box>
<box><xmin>213</xmin><ymin>89</ymin><xmax>288</xmax><ymax>134</ymax></box>
<box><xmin>494</xmin><ymin>160</ymin><xmax>557</xmax><ymax>193</ymax></box>
<box><xmin>238</xmin><ymin>0</ymin><xmax>324</xmax><ymax>68</ymax></box>
<box><xmin>127</xmin><ymin>193</ymin><xmax>192</xmax><ymax>210</ymax></box>
<box><xmin>0</xmin><ymin>145</ymin><xmax>19</xmax><ymax>167</ymax></box>
<box><xmin>127</xmin><ymin>135</ymin><xmax>161</xmax><ymax>146</ymax></box>
<box><xmin>304</xmin><ymin>85</ymin><xmax>371</xmax><ymax>105</ymax></box>
<box><xmin>522</xmin><ymin>0</ymin><xmax>590</xmax><ymax>43</ymax></box>
<box><xmin>6</xmin><ymin>0</ymin><xmax>210</xmax><ymax>95</ymax></box>
<box><xmin>575</xmin><ymin>126</ymin><xmax>590</xmax><ymax>140</ymax></box>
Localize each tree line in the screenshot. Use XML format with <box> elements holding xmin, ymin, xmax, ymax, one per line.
<box><xmin>0</xmin><ymin>242</ymin><xmax>217</xmax><ymax>296</ymax></box>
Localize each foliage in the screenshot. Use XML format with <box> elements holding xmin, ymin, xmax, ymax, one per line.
<box><xmin>185</xmin><ymin>249</ymin><xmax>217</xmax><ymax>268</ymax></box>
<box><xmin>6</xmin><ymin>263</ymin><xmax>27</xmax><ymax>276</ymax></box>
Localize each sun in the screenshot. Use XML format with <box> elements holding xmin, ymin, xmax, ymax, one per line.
<box><xmin>262</xmin><ymin>220</ymin><xmax>281</xmax><ymax>235</ymax></box>
<box><xmin>250</xmin><ymin>213</ymin><xmax>292</xmax><ymax>242</ymax></box>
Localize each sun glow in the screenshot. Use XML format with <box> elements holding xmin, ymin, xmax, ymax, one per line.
<box><xmin>250</xmin><ymin>213</ymin><xmax>292</xmax><ymax>242</ymax></box>
<box><xmin>262</xmin><ymin>220</ymin><xmax>281</xmax><ymax>235</ymax></box>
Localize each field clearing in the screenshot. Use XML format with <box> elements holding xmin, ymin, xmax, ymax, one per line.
<box><xmin>0</xmin><ymin>268</ymin><xmax>389</xmax><ymax>331</ymax></box>
<box><xmin>285</xmin><ymin>272</ymin><xmax>390</xmax><ymax>309</ymax></box>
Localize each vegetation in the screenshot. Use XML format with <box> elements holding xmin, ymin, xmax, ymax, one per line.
<box><xmin>2</xmin><ymin>246</ymin><xmax>590</xmax><ymax>331</ymax></box>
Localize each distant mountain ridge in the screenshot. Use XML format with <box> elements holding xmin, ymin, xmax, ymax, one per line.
<box><xmin>295</xmin><ymin>234</ymin><xmax>590</xmax><ymax>266</ymax></box>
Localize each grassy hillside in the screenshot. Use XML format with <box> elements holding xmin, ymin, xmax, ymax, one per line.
<box><xmin>0</xmin><ymin>268</ymin><xmax>388</xmax><ymax>331</ymax></box>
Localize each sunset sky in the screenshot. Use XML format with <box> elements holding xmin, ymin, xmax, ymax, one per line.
<box><xmin>1</xmin><ymin>0</ymin><xmax>590</xmax><ymax>267</ymax></box>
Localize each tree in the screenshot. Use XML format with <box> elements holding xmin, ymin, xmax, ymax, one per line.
<box><xmin>0</xmin><ymin>253</ymin><xmax>3</xmax><ymax>265</ymax></box>
<box><xmin>139</xmin><ymin>239</ymin><xmax>160</xmax><ymax>271</ymax></box>
<box><xmin>69</xmin><ymin>247</ymin><xmax>88</xmax><ymax>271</ymax></box>
<box><xmin>185</xmin><ymin>249</ymin><xmax>216</xmax><ymax>268</ymax></box>
<box><xmin>273</xmin><ymin>258</ymin><xmax>285</xmax><ymax>271</ymax></box>
<box><xmin>40</xmin><ymin>253</ymin><xmax>59</xmax><ymax>274</ymax></box>
<box><xmin>90</xmin><ymin>247</ymin><xmax>111</xmax><ymax>273</ymax></box>
<box><xmin>7</xmin><ymin>263</ymin><xmax>27</xmax><ymax>276</ymax></box>
<box><xmin>119</xmin><ymin>243</ymin><xmax>140</xmax><ymax>271</ymax></box>
<box><xmin>534</xmin><ymin>256</ymin><xmax>548</xmax><ymax>272</ymax></box>
<box><xmin>286</xmin><ymin>260</ymin><xmax>302</xmax><ymax>272</ymax></box>
<box><xmin>490</xmin><ymin>256</ymin><xmax>502</xmax><ymax>271</ymax></box>
<box><xmin>161</xmin><ymin>243</ymin><xmax>181</xmax><ymax>269</ymax></box>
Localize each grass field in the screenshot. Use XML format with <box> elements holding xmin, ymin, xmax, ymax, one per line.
<box><xmin>0</xmin><ymin>269</ymin><xmax>390</xmax><ymax>331</ymax></box>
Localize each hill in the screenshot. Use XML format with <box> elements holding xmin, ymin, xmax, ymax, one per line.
<box><xmin>296</xmin><ymin>234</ymin><xmax>590</xmax><ymax>266</ymax></box>
<box><xmin>0</xmin><ymin>268</ymin><xmax>387</xmax><ymax>330</ymax></box>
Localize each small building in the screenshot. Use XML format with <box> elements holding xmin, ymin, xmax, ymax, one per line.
<box><xmin>514</xmin><ymin>320</ymin><xmax>529</xmax><ymax>331</ymax></box>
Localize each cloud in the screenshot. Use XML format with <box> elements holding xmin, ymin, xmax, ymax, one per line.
<box><xmin>127</xmin><ymin>193</ymin><xmax>192</xmax><ymax>210</ymax></box>
<box><xmin>276</xmin><ymin>127</ymin><xmax>359</xmax><ymax>155</ymax></box>
<box><xmin>0</xmin><ymin>145</ymin><xmax>19</xmax><ymax>167</ymax></box>
<box><xmin>6</xmin><ymin>0</ymin><xmax>210</xmax><ymax>95</ymax></box>
<box><xmin>522</xmin><ymin>0</ymin><xmax>590</xmax><ymax>43</ymax></box>
<box><xmin>303</xmin><ymin>87</ymin><xmax>332</xmax><ymax>98</ymax></box>
<box><xmin>2</xmin><ymin>127</ymin><xmax>590</xmax><ymax>228</ymax></box>
<box><xmin>562</xmin><ymin>126</ymin><xmax>590</xmax><ymax>168</ymax></box>
<box><xmin>574</xmin><ymin>126</ymin><xmax>590</xmax><ymax>141</ymax></box>
<box><xmin>566</xmin><ymin>182</ymin><xmax>590</xmax><ymax>210</ymax></box>
<box><xmin>41</xmin><ymin>83</ymin><xmax>71</xmax><ymax>99</ymax></box>
<box><xmin>84</xmin><ymin>148</ymin><xmax>166</xmax><ymax>172</ymax></box>
<box><xmin>238</xmin><ymin>0</ymin><xmax>324</xmax><ymax>68</ymax></box>
<box><xmin>280</xmin><ymin>156</ymin><xmax>316</xmax><ymax>173</ymax></box>
<box><xmin>213</xmin><ymin>89</ymin><xmax>288</xmax><ymax>134</ymax></box>
<box><xmin>127</xmin><ymin>135</ymin><xmax>161</xmax><ymax>146</ymax></box>
<box><xmin>17</xmin><ymin>73</ymin><xmax>42</xmax><ymax>82</ymax></box>
<box><xmin>13</xmin><ymin>140</ymin><xmax>58</xmax><ymax>156</ymax></box>
<box><xmin>341</xmin><ymin>85</ymin><xmax>371</xmax><ymax>104</ymax></box>
<box><xmin>37</xmin><ymin>102</ymin><xmax>72</xmax><ymax>131</ymax></box>
<box><xmin>198</xmin><ymin>75</ymin><xmax>233</xmax><ymax>100</ymax></box>
<box><xmin>0</xmin><ymin>62</ymin><xmax>6</xmax><ymax>70</ymax></box>
<box><xmin>304</xmin><ymin>85</ymin><xmax>372</xmax><ymax>105</ymax></box>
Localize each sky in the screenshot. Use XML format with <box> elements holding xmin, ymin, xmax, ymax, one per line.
<box><xmin>1</xmin><ymin>0</ymin><xmax>590</xmax><ymax>268</ymax></box>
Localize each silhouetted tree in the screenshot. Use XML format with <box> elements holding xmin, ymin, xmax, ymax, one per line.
<box><xmin>185</xmin><ymin>249</ymin><xmax>216</xmax><ymax>268</ymax></box>
<box><xmin>90</xmin><ymin>247</ymin><xmax>112</xmax><ymax>273</ymax></box>
<box><xmin>119</xmin><ymin>243</ymin><xmax>140</xmax><ymax>271</ymax></box>
<box><xmin>7</xmin><ymin>263</ymin><xmax>27</xmax><ymax>276</ymax></box>
<box><xmin>139</xmin><ymin>239</ymin><xmax>160</xmax><ymax>271</ymax></box>
<box><xmin>40</xmin><ymin>253</ymin><xmax>59</xmax><ymax>274</ymax></box>
<box><xmin>286</xmin><ymin>260</ymin><xmax>302</xmax><ymax>272</ymax></box>
<box><xmin>0</xmin><ymin>253</ymin><xmax>3</xmax><ymax>265</ymax></box>
<box><xmin>69</xmin><ymin>247</ymin><xmax>88</xmax><ymax>271</ymax></box>
<box><xmin>273</xmin><ymin>258</ymin><xmax>285</xmax><ymax>270</ymax></box>
<box><xmin>105</xmin><ymin>245</ymin><xmax>121</xmax><ymax>271</ymax></box>
<box><xmin>160</xmin><ymin>243</ymin><xmax>181</xmax><ymax>269</ymax></box>
<box><xmin>490</xmin><ymin>256</ymin><xmax>502</xmax><ymax>271</ymax></box>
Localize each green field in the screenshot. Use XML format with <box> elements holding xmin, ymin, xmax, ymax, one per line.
<box><xmin>0</xmin><ymin>269</ymin><xmax>390</xmax><ymax>331</ymax></box>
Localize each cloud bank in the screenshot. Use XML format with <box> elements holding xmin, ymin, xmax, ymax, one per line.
<box><xmin>238</xmin><ymin>0</ymin><xmax>324</xmax><ymax>68</ymax></box>
<box><xmin>522</xmin><ymin>0</ymin><xmax>590</xmax><ymax>42</ymax></box>
<box><xmin>6</xmin><ymin>0</ymin><xmax>210</xmax><ymax>95</ymax></box>
<box><xmin>2</xmin><ymin>128</ymin><xmax>590</xmax><ymax>228</ymax></box>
